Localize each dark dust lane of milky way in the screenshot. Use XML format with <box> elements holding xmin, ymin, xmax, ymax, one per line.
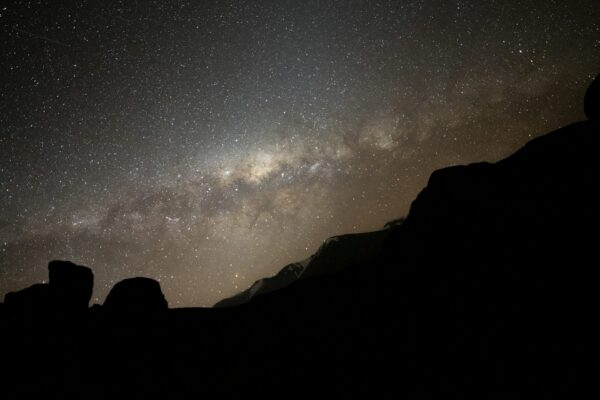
<box><xmin>1</xmin><ymin>1</ymin><xmax>599</xmax><ymax>306</ymax></box>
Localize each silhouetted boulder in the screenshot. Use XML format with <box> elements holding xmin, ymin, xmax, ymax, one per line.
<box><xmin>48</xmin><ymin>260</ymin><xmax>94</xmax><ymax>311</ymax></box>
<box><xmin>103</xmin><ymin>277</ymin><xmax>168</xmax><ymax>313</ymax></box>
<box><xmin>3</xmin><ymin>260</ymin><xmax>93</xmax><ymax>317</ymax></box>
<box><xmin>584</xmin><ymin>73</ymin><xmax>599</xmax><ymax>120</ymax></box>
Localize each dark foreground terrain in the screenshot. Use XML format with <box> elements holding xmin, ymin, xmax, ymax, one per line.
<box><xmin>1</xmin><ymin>76</ymin><xmax>599</xmax><ymax>398</ymax></box>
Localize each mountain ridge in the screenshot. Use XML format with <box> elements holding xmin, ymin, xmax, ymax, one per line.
<box><xmin>215</xmin><ymin>227</ymin><xmax>392</xmax><ymax>307</ymax></box>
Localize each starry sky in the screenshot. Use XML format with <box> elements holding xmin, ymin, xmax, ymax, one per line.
<box><xmin>1</xmin><ymin>1</ymin><xmax>598</xmax><ymax>307</ymax></box>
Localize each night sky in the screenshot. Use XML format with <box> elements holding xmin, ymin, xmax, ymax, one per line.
<box><xmin>1</xmin><ymin>1</ymin><xmax>598</xmax><ymax>306</ymax></box>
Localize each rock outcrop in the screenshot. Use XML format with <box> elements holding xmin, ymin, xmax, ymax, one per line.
<box><xmin>3</xmin><ymin>260</ymin><xmax>93</xmax><ymax>317</ymax></box>
<box><xmin>103</xmin><ymin>277</ymin><xmax>168</xmax><ymax>313</ymax></box>
<box><xmin>48</xmin><ymin>260</ymin><xmax>94</xmax><ymax>311</ymax></box>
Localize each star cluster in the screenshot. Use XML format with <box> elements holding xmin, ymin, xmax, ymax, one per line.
<box><xmin>1</xmin><ymin>1</ymin><xmax>599</xmax><ymax>306</ymax></box>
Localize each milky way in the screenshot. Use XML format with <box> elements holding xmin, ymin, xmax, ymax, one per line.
<box><xmin>1</xmin><ymin>1</ymin><xmax>599</xmax><ymax>306</ymax></box>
